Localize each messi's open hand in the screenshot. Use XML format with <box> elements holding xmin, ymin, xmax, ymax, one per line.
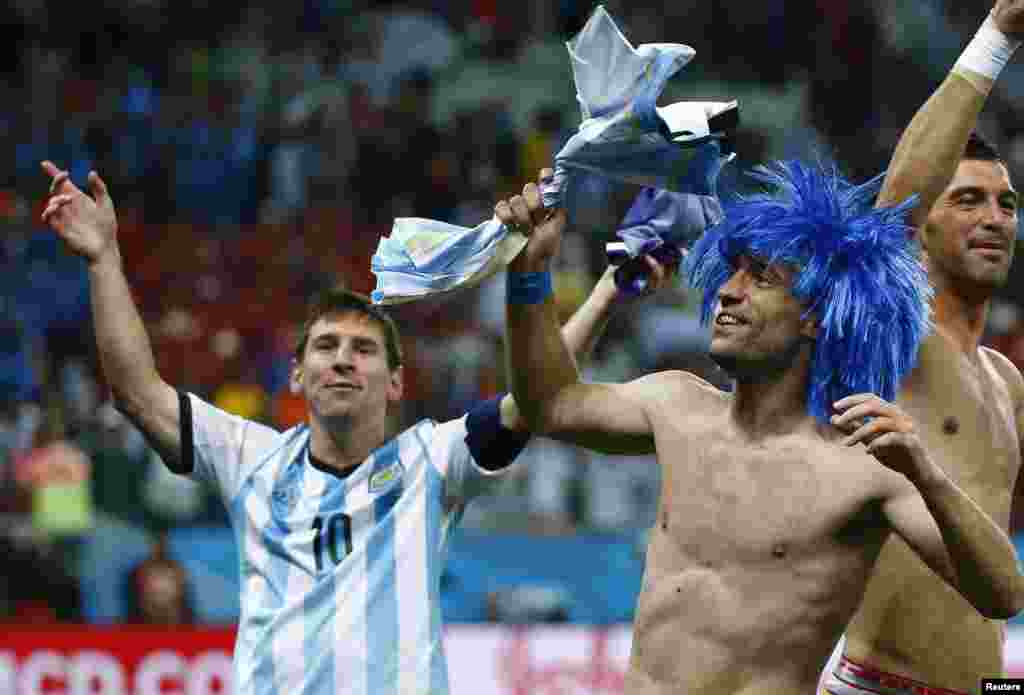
<box><xmin>40</xmin><ymin>161</ymin><xmax>118</xmax><ymax>266</ymax></box>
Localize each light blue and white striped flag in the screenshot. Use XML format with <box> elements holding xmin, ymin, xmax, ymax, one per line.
<box><xmin>371</xmin><ymin>4</ymin><xmax>738</xmax><ymax>304</ymax></box>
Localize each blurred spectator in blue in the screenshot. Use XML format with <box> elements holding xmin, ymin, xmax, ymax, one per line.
<box><xmin>27</xmin><ymin>240</ymin><xmax>92</xmax><ymax>380</ymax></box>
<box><xmin>0</xmin><ymin>316</ymin><xmax>42</xmax><ymax>462</ymax></box>
<box><xmin>167</xmin><ymin>80</ymin><xmax>261</xmax><ymax>226</ymax></box>
<box><xmin>1</xmin><ymin>189</ymin><xmax>92</xmax><ymax>419</ymax></box>
<box><xmin>264</xmin><ymin>44</ymin><xmax>329</xmax><ymax>221</ymax></box>
<box><xmin>109</xmin><ymin>66</ymin><xmax>162</xmax><ymax>213</ymax></box>
<box><xmin>0</xmin><ymin>195</ymin><xmax>42</xmax><ymax>506</ymax></box>
<box><xmin>264</xmin><ymin>39</ymin><xmax>355</xmax><ymax>221</ymax></box>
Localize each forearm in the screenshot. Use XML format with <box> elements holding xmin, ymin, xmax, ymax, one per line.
<box><xmin>88</xmin><ymin>252</ymin><xmax>164</xmax><ymax>411</ymax></box>
<box><xmin>878</xmin><ymin>11</ymin><xmax>1020</xmax><ymax>227</ymax></box>
<box><xmin>561</xmin><ymin>268</ymin><xmax>619</xmax><ymax>364</ymax></box>
<box><xmin>506</xmin><ymin>269</ymin><xmax>582</xmax><ymax>433</ymax></box>
<box><xmin>500</xmin><ymin>271</ymin><xmax>617</xmax><ymax>432</ymax></box>
<box><xmin>877</xmin><ymin>73</ymin><xmax>987</xmax><ymax>226</ymax></box>
<box><xmin>913</xmin><ymin>469</ymin><xmax>1024</xmax><ymax>619</ymax></box>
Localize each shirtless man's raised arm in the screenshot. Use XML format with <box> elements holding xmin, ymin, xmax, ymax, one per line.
<box><xmin>878</xmin><ymin>2</ymin><xmax>1024</xmax><ymax>226</ymax></box>
<box><xmin>497</xmin><ymin>168</ymin><xmax>662</xmax><ymax>456</ymax></box>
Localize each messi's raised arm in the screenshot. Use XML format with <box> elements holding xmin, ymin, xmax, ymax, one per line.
<box><xmin>40</xmin><ymin>162</ymin><xmax>182</xmax><ymax>470</ymax></box>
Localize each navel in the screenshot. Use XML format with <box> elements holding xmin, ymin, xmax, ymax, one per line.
<box><xmin>942</xmin><ymin>416</ymin><xmax>960</xmax><ymax>436</ymax></box>
<box><xmin>772</xmin><ymin>543</ymin><xmax>787</xmax><ymax>559</ymax></box>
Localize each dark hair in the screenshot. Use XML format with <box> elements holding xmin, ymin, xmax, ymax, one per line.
<box><xmin>294</xmin><ymin>288</ymin><xmax>403</xmax><ymax>370</ymax></box>
<box><xmin>964</xmin><ymin>131</ymin><xmax>1004</xmax><ymax>164</ymax></box>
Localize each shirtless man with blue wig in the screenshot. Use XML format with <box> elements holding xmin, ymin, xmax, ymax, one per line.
<box><xmin>495</xmin><ymin>162</ymin><xmax>1024</xmax><ymax>695</ymax></box>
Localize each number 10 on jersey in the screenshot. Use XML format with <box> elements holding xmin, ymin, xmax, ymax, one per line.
<box><xmin>312</xmin><ymin>514</ymin><xmax>352</xmax><ymax>572</ymax></box>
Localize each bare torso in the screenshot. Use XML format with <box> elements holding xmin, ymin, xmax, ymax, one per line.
<box><xmin>625</xmin><ymin>373</ymin><xmax>901</xmax><ymax>695</ymax></box>
<box><xmin>844</xmin><ymin>331</ymin><xmax>1023</xmax><ymax>689</ymax></box>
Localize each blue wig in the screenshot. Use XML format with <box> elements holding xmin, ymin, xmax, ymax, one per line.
<box><xmin>684</xmin><ymin>160</ymin><xmax>932</xmax><ymax>423</ymax></box>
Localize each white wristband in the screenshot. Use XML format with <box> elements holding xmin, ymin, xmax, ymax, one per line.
<box><xmin>954</xmin><ymin>12</ymin><xmax>1021</xmax><ymax>82</ymax></box>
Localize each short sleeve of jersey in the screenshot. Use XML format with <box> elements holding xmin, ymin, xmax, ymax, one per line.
<box><xmin>181</xmin><ymin>391</ymin><xmax>283</xmax><ymax>503</ymax></box>
<box><xmin>428</xmin><ymin>416</ymin><xmax>518</xmax><ymax>506</ymax></box>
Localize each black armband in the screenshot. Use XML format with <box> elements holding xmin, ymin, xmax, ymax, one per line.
<box><xmin>170</xmin><ymin>390</ymin><xmax>195</xmax><ymax>475</ymax></box>
<box><xmin>464</xmin><ymin>394</ymin><xmax>530</xmax><ymax>471</ymax></box>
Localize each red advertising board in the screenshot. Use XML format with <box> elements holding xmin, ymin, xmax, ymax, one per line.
<box><xmin>0</xmin><ymin>626</ymin><xmax>235</xmax><ymax>695</ymax></box>
<box><xmin>2</xmin><ymin>624</ymin><xmax>1022</xmax><ymax>694</ymax></box>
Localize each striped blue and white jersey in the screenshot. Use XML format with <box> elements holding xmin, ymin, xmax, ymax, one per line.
<box><xmin>179</xmin><ymin>392</ymin><xmax>517</xmax><ymax>695</ymax></box>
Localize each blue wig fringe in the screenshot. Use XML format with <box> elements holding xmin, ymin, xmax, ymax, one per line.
<box><xmin>684</xmin><ymin>160</ymin><xmax>932</xmax><ymax>423</ymax></box>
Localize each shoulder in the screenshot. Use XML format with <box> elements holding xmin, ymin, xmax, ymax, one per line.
<box><xmin>249</xmin><ymin>422</ymin><xmax>308</xmax><ymax>474</ymax></box>
<box><xmin>909</xmin><ymin>331</ymin><xmax>956</xmax><ymax>383</ymax></box>
<box><xmin>910</xmin><ymin>335</ymin><xmax>1024</xmax><ymax>409</ymax></box>
<box><xmin>629</xmin><ymin>369</ymin><xmax>726</xmax><ymax>398</ymax></box>
<box><xmin>389</xmin><ymin>418</ymin><xmax>437</xmax><ymax>445</ymax></box>
<box><xmin>409</xmin><ymin>417</ymin><xmax>460</xmax><ymax>450</ymax></box>
<box><xmin>981</xmin><ymin>345</ymin><xmax>1024</xmax><ymax>417</ymax></box>
<box><xmin>186</xmin><ymin>391</ymin><xmax>287</xmax><ymax>452</ymax></box>
<box><xmin>982</xmin><ymin>345</ymin><xmax>1024</xmax><ymax>396</ymax></box>
<box><xmin>637</xmin><ymin>370</ymin><xmax>730</xmax><ymax>411</ymax></box>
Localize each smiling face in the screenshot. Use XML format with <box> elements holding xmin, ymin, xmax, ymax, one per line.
<box><xmin>921</xmin><ymin>158</ymin><xmax>1018</xmax><ymax>297</ymax></box>
<box><xmin>709</xmin><ymin>255</ymin><xmax>817</xmax><ymax>380</ymax></box>
<box><xmin>290</xmin><ymin>311</ymin><xmax>403</xmax><ymax>427</ymax></box>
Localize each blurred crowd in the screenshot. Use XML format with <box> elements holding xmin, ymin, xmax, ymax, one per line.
<box><xmin>4</xmin><ymin>0</ymin><xmax>1024</xmax><ymax>625</ymax></box>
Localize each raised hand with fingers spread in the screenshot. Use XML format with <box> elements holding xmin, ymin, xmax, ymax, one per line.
<box><xmin>40</xmin><ymin>161</ymin><xmax>118</xmax><ymax>266</ymax></box>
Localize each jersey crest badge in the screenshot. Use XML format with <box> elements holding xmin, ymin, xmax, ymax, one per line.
<box><xmin>369</xmin><ymin>461</ymin><xmax>405</xmax><ymax>494</ymax></box>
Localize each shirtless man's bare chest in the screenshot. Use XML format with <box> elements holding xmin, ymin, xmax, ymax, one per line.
<box><xmin>628</xmin><ymin>402</ymin><xmax>894</xmax><ymax>695</ymax></box>
<box><xmin>845</xmin><ymin>331</ymin><xmax>1023</xmax><ymax>687</ymax></box>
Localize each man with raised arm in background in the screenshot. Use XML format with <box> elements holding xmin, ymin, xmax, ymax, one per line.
<box><xmin>822</xmin><ymin>2</ymin><xmax>1024</xmax><ymax>693</ymax></box>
